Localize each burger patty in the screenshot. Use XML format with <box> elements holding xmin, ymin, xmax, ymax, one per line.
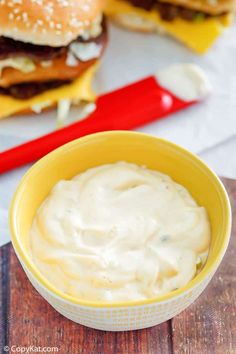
<box><xmin>0</xmin><ymin>37</ymin><xmax>65</xmax><ymax>61</ymax></box>
<box><xmin>0</xmin><ymin>17</ymin><xmax>106</xmax><ymax>61</ymax></box>
<box><xmin>0</xmin><ymin>18</ymin><xmax>107</xmax><ymax>99</ymax></box>
<box><xmin>129</xmin><ymin>0</ymin><xmax>225</xmax><ymax>21</ymax></box>
<box><xmin>0</xmin><ymin>80</ymin><xmax>71</xmax><ymax>99</ymax></box>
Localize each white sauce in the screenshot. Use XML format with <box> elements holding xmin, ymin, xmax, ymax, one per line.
<box><xmin>156</xmin><ymin>64</ymin><xmax>212</xmax><ymax>101</ymax></box>
<box><xmin>69</xmin><ymin>42</ymin><xmax>102</xmax><ymax>62</ymax></box>
<box><xmin>31</xmin><ymin>101</ymin><xmax>52</xmax><ymax>114</ymax></box>
<box><xmin>30</xmin><ymin>162</ymin><xmax>210</xmax><ymax>302</ymax></box>
<box><xmin>0</xmin><ymin>57</ymin><xmax>35</xmax><ymax>76</ymax></box>
<box><xmin>66</xmin><ymin>51</ymin><xmax>79</xmax><ymax>67</ymax></box>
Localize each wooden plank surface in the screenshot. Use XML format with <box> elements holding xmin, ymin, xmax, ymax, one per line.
<box><xmin>0</xmin><ymin>178</ymin><xmax>235</xmax><ymax>354</ymax></box>
<box><xmin>0</xmin><ymin>244</ymin><xmax>9</xmax><ymax>354</ymax></box>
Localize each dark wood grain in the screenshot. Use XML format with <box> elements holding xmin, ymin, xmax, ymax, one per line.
<box><xmin>171</xmin><ymin>178</ymin><xmax>236</xmax><ymax>354</ymax></box>
<box><xmin>0</xmin><ymin>178</ymin><xmax>235</xmax><ymax>354</ymax></box>
<box><xmin>0</xmin><ymin>244</ymin><xmax>9</xmax><ymax>353</ymax></box>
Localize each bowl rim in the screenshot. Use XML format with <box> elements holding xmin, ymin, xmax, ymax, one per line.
<box><xmin>9</xmin><ymin>131</ymin><xmax>232</xmax><ymax>308</ymax></box>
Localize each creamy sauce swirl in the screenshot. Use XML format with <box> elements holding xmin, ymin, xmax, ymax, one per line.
<box><xmin>30</xmin><ymin>162</ymin><xmax>211</xmax><ymax>302</ymax></box>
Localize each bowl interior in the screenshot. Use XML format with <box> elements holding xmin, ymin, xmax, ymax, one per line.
<box><xmin>10</xmin><ymin>131</ymin><xmax>231</xmax><ymax>304</ymax></box>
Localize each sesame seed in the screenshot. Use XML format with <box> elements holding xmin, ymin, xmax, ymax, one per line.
<box><xmin>22</xmin><ymin>12</ymin><xmax>28</xmax><ymax>22</ymax></box>
<box><xmin>57</xmin><ymin>0</ymin><xmax>69</xmax><ymax>6</ymax></box>
<box><xmin>70</xmin><ymin>17</ymin><xmax>83</xmax><ymax>28</ymax></box>
<box><xmin>31</xmin><ymin>0</ymin><xmax>43</xmax><ymax>5</ymax></box>
<box><xmin>82</xmin><ymin>4</ymin><xmax>90</xmax><ymax>12</ymax></box>
<box><xmin>8</xmin><ymin>12</ymin><xmax>14</xmax><ymax>20</ymax></box>
<box><xmin>45</xmin><ymin>4</ymin><xmax>53</xmax><ymax>14</ymax></box>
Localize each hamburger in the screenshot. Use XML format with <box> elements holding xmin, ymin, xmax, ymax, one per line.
<box><xmin>105</xmin><ymin>0</ymin><xmax>235</xmax><ymax>53</ymax></box>
<box><xmin>0</xmin><ymin>0</ymin><xmax>107</xmax><ymax>120</ymax></box>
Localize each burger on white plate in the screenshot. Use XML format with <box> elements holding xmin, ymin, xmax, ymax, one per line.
<box><xmin>105</xmin><ymin>0</ymin><xmax>235</xmax><ymax>53</ymax></box>
<box><xmin>0</xmin><ymin>0</ymin><xmax>107</xmax><ymax>121</ymax></box>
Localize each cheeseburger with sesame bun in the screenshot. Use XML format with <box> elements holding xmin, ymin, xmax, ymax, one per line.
<box><xmin>105</xmin><ymin>0</ymin><xmax>235</xmax><ymax>53</ymax></box>
<box><xmin>0</xmin><ymin>0</ymin><xmax>107</xmax><ymax>121</ymax></box>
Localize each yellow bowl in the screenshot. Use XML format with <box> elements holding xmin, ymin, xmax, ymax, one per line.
<box><xmin>9</xmin><ymin>131</ymin><xmax>231</xmax><ymax>331</ymax></box>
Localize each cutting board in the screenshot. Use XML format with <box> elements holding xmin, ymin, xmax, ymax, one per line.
<box><xmin>0</xmin><ymin>178</ymin><xmax>235</xmax><ymax>354</ymax></box>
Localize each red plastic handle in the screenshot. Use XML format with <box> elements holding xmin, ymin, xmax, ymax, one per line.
<box><xmin>0</xmin><ymin>76</ymin><xmax>194</xmax><ymax>174</ymax></box>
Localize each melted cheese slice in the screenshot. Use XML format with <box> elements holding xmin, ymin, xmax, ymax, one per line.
<box><xmin>105</xmin><ymin>0</ymin><xmax>232</xmax><ymax>53</ymax></box>
<box><xmin>0</xmin><ymin>63</ymin><xmax>98</xmax><ymax>120</ymax></box>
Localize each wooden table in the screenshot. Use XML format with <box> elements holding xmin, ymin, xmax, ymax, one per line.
<box><xmin>0</xmin><ymin>178</ymin><xmax>235</xmax><ymax>354</ymax></box>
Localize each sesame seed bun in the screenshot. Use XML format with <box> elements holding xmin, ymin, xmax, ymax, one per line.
<box><xmin>0</xmin><ymin>0</ymin><xmax>104</xmax><ymax>47</ymax></box>
<box><xmin>159</xmin><ymin>0</ymin><xmax>236</xmax><ymax>16</ymax></box>
<box><xmin>111</xmin><ymin>13</ymin><xmax>162</xmax><ymax>33</ymax></box>
<box><xmin>0</xmin><ymin>25</ymin><xmax>107</xmax><ymax>88</ymax></box>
